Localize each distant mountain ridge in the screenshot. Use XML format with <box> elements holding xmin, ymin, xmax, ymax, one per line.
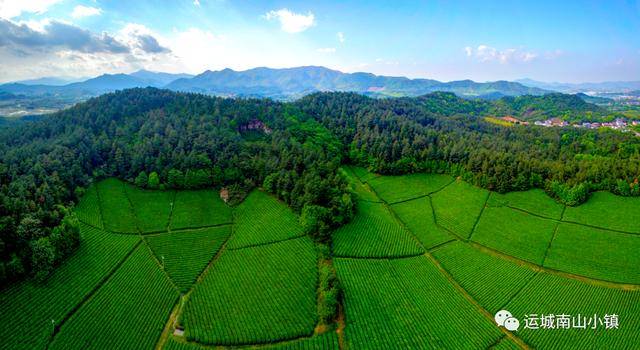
<box><xmin>516</xmin><ymin>78</ymin><xmax>640</xmax><ymax>93</ymax></box>
<box><xmin>0</xmin><ymin>70</ymin><xmax>193</xmax><ymax>98</ymax></box>
<box><xmin>166</xmin><ymin>66</ymin><xmax>549</xmax><ymax>99</ymax></box>
<box><xmin>1</xmin><ymin>66</ymin><xmax>547</xmax><ymax>101</ymax></box>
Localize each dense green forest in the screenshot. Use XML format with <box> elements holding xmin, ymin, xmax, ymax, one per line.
<box><xmin>1</xmin><ymin>88</ymin><xmax>639</xmax><ymax>285</ymax></box>
<box><xmin>297</xmin><ymin>92</ymin><xmax>640</xmax><ymax>201</ymax></box>
<box><xmin>0</xmin><ymin>89</ymin><xmax>353</xmax><ymax>285</ymax></box>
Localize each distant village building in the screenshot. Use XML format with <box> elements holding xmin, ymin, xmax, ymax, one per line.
<box><xmin>535</xmin><ymin>118</ymin><xmax>568</xmax><ymax>127</ymax></box>
<box><xmin>533</xmin><ymin>116</ymin><xmax>639</xmax><ymax>136</ymax></box>
<box><xmin>549</xmin><ymin>118</ymin><xmax>568</xmax><ymax>127</ymax></box>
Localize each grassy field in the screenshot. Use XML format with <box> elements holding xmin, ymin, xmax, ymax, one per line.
<box><xmin>505</xmin><ymin>273</ymin><xmax>640</xmax><ymax>349</ymax></box>
<box><xmin>332</xmin><ymin>200</ymin><xmax>424</xmax><ymax>258</ymax></box>
<box><xmin>334</xmin><ymin>255</ymin><xmax>503</xmax><ymax>349</ymax></box>
<box><xmin>544</xmin><ymin>223</ymin><xmax>640</xmax><ymax>284</ymax></box>
<box><xmin>491</xmin><ymin>337</ymin><xmax>521</xmax><ymax>350</ymax></box>
<box><xmin>181</xmin><ymin>237</ymin><xmax>318</xmax><ymax>345</ymax></box>
<box><xmin>170</xmin><ymin>189</ymin><xmax>232</xmax><ymax>230</ymax></box>
<box><xmin>164</xmin><ymin>332</ymin><xmax>339</xmax><ymax>350</ymax></box>
<box><xmin>433</xmin><ymin>241</ymin><xmax>537</xmax><ymax>313</ymax></box>
<box><xmin>146</xmin><ymin>226</ymin><xmax>232</xmax><ymax>292</ymax></box>
<box><xmin>97</xmin><ymin>178</ymin><xmax>139</xmax><ymax>233</ymax></box>
<box><xmin>125</xmin><ymin>184</ymin><xmax>174</xmax><ymax>233</ymax></box>
<box><xmin>6</xmin><ymin>173</ymin><xmax>640</xmax><ymax>350</ymax></box>
<box><xmin>50</xmin><ymin>245</ymin><xmax>179</xmax><ymax>349</ymax></box>
<box><xmin>391</xmin><ymin>196</ymin><xmax>454</xmax><ymax>249</ymax></box>
<box><xmin>472</xmin><ymin>206</ymin><xmax>557</xmax><ymax>265</ymax></box>
<box><xmin>345</xmin><ymin>165</ymin><xmax>379</xmax><ymax>183</ymax></box>
<box><xmin>0</xmin><ymin>224</ymin><xmax>139</xmax><ymax>350</ymax></box>
<box><xmin>341</xmin><ymin>166</ymin><xmax>381</xmax><ymax>202</ymax></box>
<box><xmin>563</xmin><ymin>191</ymin><xmax>640</xmax><ymax>233</ymax></box>
<box><xmin>228</xmin><ymin>190</ymin><xmax>304</xmax><ymax>249</ymax></box>
<box><xmin>367</xmin><ymin>172</ymin><xmax>453</xmax><ymax>203</ymax></box>
<box><xmin>431</xmin><ymin>179</ymin><xmax>489</xmax><ymax>238</ymax></box>
<box><xmin>487</xmin><ymin>189</ymin><xmax>565</xmax><ymax>219</ymax></box>
<box><xmin>74</xmin><ymin>183</ymin><xmax>103</xmax><ymax>229</ymax></box>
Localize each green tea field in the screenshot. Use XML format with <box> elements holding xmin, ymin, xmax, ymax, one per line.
<box><xmin>2</xmin><ymin>173</ymin><xmax>638</xmax><ymax>350</ymax></box>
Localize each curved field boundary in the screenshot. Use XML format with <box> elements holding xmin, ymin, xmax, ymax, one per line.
<box><xmin>49</xmin><ymin>245</ymin><xmax>179</xmax><ymax>350</ymax></box>
<box><xmin>47</xmin><ymin>239</ymin><xmax>142</xmax><ymax>347</ymax></box>
<box><xmin>155</xmin><ymin>223</ymin><xmax>235</xmax><ymax>350</ymax></box>
<box><xmin>361</xmin><ymin>170</ymin><xmax>640</xmax><ymax>350</ymax></box>
<box><xmin>419</xmin><ymin>193</ymin><xmax>640</xmax><ymax>290</ymax></box>
<box><xmin>332</xmin><ymin>252</ymin><xmax>425</xmax><ymax>260</ymax></box>
<box><xmin>467</xmin><ymin>191</ymin><xmax>491</xmax><ymax>241</ymax></box>
<box><xmin>162</xmin><ymin>330</ymin><xmax>339</xmax><ymax>350</ymax></box>
<box><xmin>357</xmin><ymin>176</ymin><xmax>529</xmax><ymax>349</ymax></box>
<box><xmin>94</xmin><ymin>181</ymin><xmax>106</xmax><ymax>229</ymax></box>
<box><xmin>364</xmin><ymin>171</ymin><xmax>640</xmax><ymax>236</ymax></box>
<box><xmin>74</xmin><ymin>184</ymin><xmax>104</xmax><ymax>229</ymax></box>
<box><xmin>505</xmin><ymin>205</ymin><xmax>640</xmax><ymax>236</ymax></box>
<box><xmin>385</xmin><ymin>176</ymin><xmax>456</xmax><ymax>205</ymax></box>
<box><xmin>227</xmin><ymin>233</ymin><xmax>308</xmax><ymax>251</ymax></box>
<box><xmin>468</xmin><ymin>240</ymin><xmax>640</xmax><ymax>291</ymax></box>
<box><xmin>166</xmin><ymin>190</ymin><xmax>178</xmax><ymax>231</ymax></box>
<box><xmin>157</xmin><ymin>208</ymin><xmax>331</xmax><ymax>350</ymax></box>
<box><xmin>78</xmin><ymin>216</ymin><xmax>233</xmax><ymax>237</ymax></box>
<box><xmin>541</xmin><ymin>206</ymin><xmax>566</xmax><ymax>266</ymax></box>
<box><xmin>332</xmin><ymin>184</ymin><xmax>425</xmax><ymax>258</ymax></box>
<box><xmin>180</xmin><ymin>236</ymin><xmax>318</xmax><ymax>346</ymax></box>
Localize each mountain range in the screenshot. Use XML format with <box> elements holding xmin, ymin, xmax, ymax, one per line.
<box><xmin>516</xmin><ymin>78</ymin><xmax>640</xmax><ymax>94</ymax></box>
<box><xmin>165</xmin><ymin>66</ymin><xmax>549</xmax><ymax>99</ymax></box>
<box><xmin>1</xmin><ymin>66</ymin><xmax>547</xmax><ymax>101</ymax></box>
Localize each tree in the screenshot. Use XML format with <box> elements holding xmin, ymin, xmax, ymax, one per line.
<box><xmin>300</xmin><ymin>204</ymin><xmax>331</xmax><ymax>241</ymax></box>
<box><xmin>185</xmin><ymin>169</ymin><xmax>210</xmax><ymax>189</ymax></box>
<box><xmin>135</xmin><ymin>171</ymin><xmax>148</xmax><ymax>188</ymax></box>
<box><xmin>17</xmin><ymin>216</ymin><xmax>45</xmax><ymax>243</ymax></box>
<box><xmin>147</xmin><ymin>171</ymin><xmax>160</xmax><ymax>189</ymax></box>
<box><xmin>50</xmin><ymin>212</ymin><xmax>80</xmax><ymax>260</ymax></box>
<box><xmin>263</xmin><ymin>173</ymin><xmax>278</xmax><ymax>193</ymax></box>
<box><xmin>30</xmin><ymin>237</ymin><xmax>55</xmax><ymax>281</ymax></box>
<box><xmin>167</xmin><ymin>169</ymin><xmax>184</xmax><ymax>188</ymax></box>
<box><xmin>5</xmin><ymin>254</ymin><xmax>24</xmax><ymax>280</ymax></box>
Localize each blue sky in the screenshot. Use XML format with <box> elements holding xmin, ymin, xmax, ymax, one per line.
<box><xmin>0</xmin><ymin>0</ymin><xmax>638</xmax><ymax>83</ymax></box>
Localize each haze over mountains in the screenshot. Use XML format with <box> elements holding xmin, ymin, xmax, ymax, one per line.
<box><xmin>516</xmin><ymin>79</ymin><xmax>640</xmax><ymax>94</ymax></box>
<box><xmin>1</xmin><ymin>66</ymin><xmax>548</xmax><ymax>101</ymax></box>
<box><xmin>1</xmin><ymin>66</ymin><xmax>637</xmax><ymax>118</ymax></box>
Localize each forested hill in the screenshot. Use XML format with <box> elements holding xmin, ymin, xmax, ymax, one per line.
<box><xmin>297</xmin><ymin>91</ymin><xmax>640</xmax><ymax>196</ymax></box>
<box><xmin>0</xmin><ymin>88</ymin><xmax>353</xmax><ymax>285</ymax></box>
<box><xmin>408</xmin><ymin>91</ymin><xmax>605</xmax><ymax>121</ymax></box>
<box><xmin>1</xmin><ymin>88</ymin><xmax>638</xmax><ymax>286</ymax></box>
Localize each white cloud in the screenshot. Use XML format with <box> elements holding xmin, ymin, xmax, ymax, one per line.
<box><xmin>337</xmin><ymin>32</ymin><xmax>345</xmax><ymax>43</ymax></box>
<box><xmin>117</xmin><ymin>23</ymin><xmax>171</xmax><ymax>54</ymax></box>
<box><xmin>71</xmin><ymin>5</ymin><xmax>102</xmax><ymax>18</ymax></box>
<box><xmin>466</xmin><ymin>45</ymin><xmax>538</xmax><ymax>64</ymax></box>
<box><xmin>316</xmin><ymin>47</ymin><xmax>335</xmax><ymax>53</ymax></box>
<box><xmin>165</xmin><ymin>27</ymin><xmax>226</xmax><ymax>72</ymax></box>
<box><xmin>193</xmin><ymin>0</ymin><xmax>200</xmax><ymax>6</ymax></box>
<box><xmin>0</xmin><ymin>0</ymin><xmax>63</xmax><ymax>19</ymax></box>
<box><xmin>264</xmin><ymin>8</ymin><xmax>315</xmax><ymax>33</ymax></box>
<box><xmin>0</xmin><ymin>20</ymin><xmax>174</xmax><ymax>82</ymax></box>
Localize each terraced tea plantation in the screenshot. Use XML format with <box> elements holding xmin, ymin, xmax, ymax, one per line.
<box><xmin>2</xmin><ymin>172</ymin><xmax>639</xmax><ymax>349</ymax></box>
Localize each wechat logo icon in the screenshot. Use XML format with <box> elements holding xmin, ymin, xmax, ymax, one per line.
<box><xmin>495</xmin><ymin>310</ymin><xmax>520</xmax><ymax>331</ymax></box>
